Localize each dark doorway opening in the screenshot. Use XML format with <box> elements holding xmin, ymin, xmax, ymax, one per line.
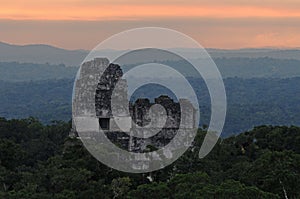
<box><xmin>99</xmin><ymin>118</ymin><xmax>110</xmax><ymax>130</ymax></box>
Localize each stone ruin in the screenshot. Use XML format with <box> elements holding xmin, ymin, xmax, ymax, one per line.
<box><xmin>72</xmin><ymin>58</ymin><xmax>197</xmax><ymax>152</ymax></box>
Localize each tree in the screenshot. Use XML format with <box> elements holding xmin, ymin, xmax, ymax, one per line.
<box><xmin>111</xmin><ymin>177</ymin><xmax>131</xmax><ymax>199</ymax></box>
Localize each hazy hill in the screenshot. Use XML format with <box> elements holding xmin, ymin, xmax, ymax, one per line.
<box><xmin>0</xmin><ymin>42</ymin><xmax>87</xmax><ymax>66</ymax></box>
<box><xmin>0</xmin><ymin>62</ymin><xmax>78</xmax><ymax>82</ymax></box>
<box><xmin>0</xmin><ymin>56</ymin><xmax>300</xmax><ymax>82</ymax></box>
<box><xmin>208</xmin><ymin>48</ymin><xmax>300</xmax><ymax>60</ymax></box>
<box><xmin>1</xmin><ymin>41</ymin><xmax>300</xmax><ymax>66</ymax></box>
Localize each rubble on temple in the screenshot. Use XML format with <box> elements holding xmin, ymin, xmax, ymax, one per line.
<box><xmin>72</xmin><ymin>58</ymin><xmax>197</xmax><ymax>152</ymax></box>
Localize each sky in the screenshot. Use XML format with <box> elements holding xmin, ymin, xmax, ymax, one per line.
<box><xmin>0</xmin><ymin>0</ymin><xmax>300</xmax><ymax>50</ymax></box>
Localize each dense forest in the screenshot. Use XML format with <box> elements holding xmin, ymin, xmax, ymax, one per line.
<box><xmin>1</xmin><ymin>57</ymin><xmax>300</xmax><ymax>83</ymax></box>
<box><xmin>0</xmin><ymin>118</ymin><xmax>299</xmax><ymax>198</ymax></box>
<box><xmin>1</xmin><ymin>77</ymin><xmax>299</xmax><ymax>137</ymax></box>
<box><xmin>0</xmin><ymin>56</ymin><xmax>299</xmax><ymax>198</ymax></box>
<box><xmin>0</xmin><ymin>62</ymin><xmax>78</xmax><ymax>82</ymax></box>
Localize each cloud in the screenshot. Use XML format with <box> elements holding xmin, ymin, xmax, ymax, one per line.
<box><xmin>0</xmin><ymin>17</ymin><xmax>299</xmax><ymax>49</ymax></box>
<box><xmin>0</xmin><ymin>2</ymin><xmax>300</xmax><ymax>20</ymax></box>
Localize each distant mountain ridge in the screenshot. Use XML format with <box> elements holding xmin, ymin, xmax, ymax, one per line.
<box><xmin>0</xmin><ymin>57</ymin><xmax>300</xmax><ymax>82</ymax></box>
<box><xmin>0</xmin><ymin>42</ymin><xmax>88</xmax><ymax>66</ymax></box>
<box><xmin>1</xmin><ymin>41</ymin><xmax>300</xmax><ymax>66</ymax></box>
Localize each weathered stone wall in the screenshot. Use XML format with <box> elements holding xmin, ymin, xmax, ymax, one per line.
<box><xmin>73</xmin><ymin>58</ymin><xmax>197</xmax><ymax>152</ymax></box>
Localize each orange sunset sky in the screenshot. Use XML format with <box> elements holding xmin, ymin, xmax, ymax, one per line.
<box><xmin>0</xmin><ymin>0</ymin><xmax>300</xmax><ymax>49</ymax></box>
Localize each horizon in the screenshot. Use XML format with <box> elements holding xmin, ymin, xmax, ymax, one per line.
<box><xmin>1</xmin><ymin>40</ymin><xmax>300</xmax><ymax>51</ymax></box>
<box><xmin>1</xmin><ymin>1</ymin><xmax>300</xmax><ymax>197</ymax></box>
<box><xmin>1</xmin><ymin>0</ymin><xmax>300</xmax><ymax>49</ymax></box>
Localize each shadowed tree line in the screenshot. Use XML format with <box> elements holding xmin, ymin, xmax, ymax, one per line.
<box><xmin>0</xmin><ymin>117</ymin><xmax>299</xmax><ymax>198</ymax></box>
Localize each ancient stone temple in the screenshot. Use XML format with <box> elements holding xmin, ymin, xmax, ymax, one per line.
<box><xmin>72</xmin><ymin>58</ymin><xmax>197</xmax><ymax>152</ymax></box>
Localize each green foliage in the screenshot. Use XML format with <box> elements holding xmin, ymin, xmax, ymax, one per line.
<box><xmin>111</xmin><ymin>177</ymin><xmax>131</xmax><ymax>199</ymax></box>
<box><xmin>213</xmin><ymin>180</ymin><xmax>279</xmax><ymax>199</ymax></box>
<box><xmin>128</xmin><ymin>182</ymin><xmax>170</xmax><ymax>199</ymax></box>
<box><xmin>0</xmin><ymin>79</ymin><xmax>74</xmax><ymax>123</ymax></box>
<box><xmin>168</xmin><ymin>172</ymin><xmax>210</xmax><ymax>198</ymax></box>
<box><xmin>0</xmin><ymin>118</ymin><xmax>299</xmax><ymax>198</ymax></box>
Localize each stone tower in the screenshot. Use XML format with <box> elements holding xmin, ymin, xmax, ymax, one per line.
<box><xmin>72</xmin><ymin>58</ymin><xmax>197</xmax><ymax>152</ymax></box>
